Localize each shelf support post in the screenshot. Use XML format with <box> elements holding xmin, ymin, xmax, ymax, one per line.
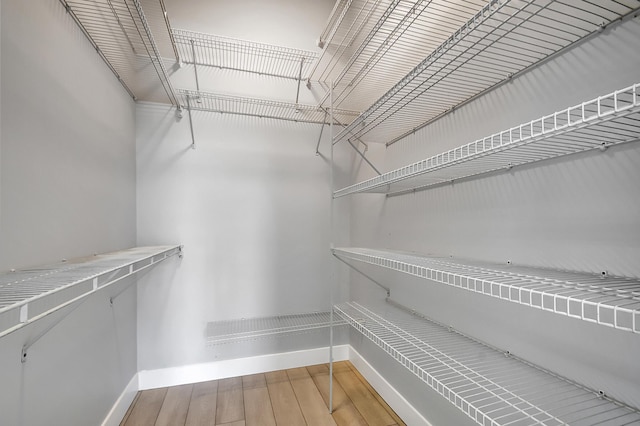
<box><xmin>186</xmin><ymin>95</ymin><xmax>196</xmax><ymax>149</ymax></box>
<box><xmin>329</xmin><ymin>80</ymin><xmax>335</xmax><ymax>414</ymax></box>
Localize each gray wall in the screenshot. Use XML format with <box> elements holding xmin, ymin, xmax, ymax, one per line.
<box><xmin>347</xmin><ymin>14</ymin><xmax>640</xmax><ymax>423</ymax></box>
<box><xmin>0</xmin><ymin>1</ymin><xmax>137</xmax><ymax>424</ymax></box>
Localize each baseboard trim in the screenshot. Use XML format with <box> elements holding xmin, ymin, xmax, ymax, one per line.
<box><xmin>102</xmin><ymin>373</ymin><xmax>139</xmax><ymax>426</ymax></box>
<box><xmin>349</xmin><ymin>346</ymin><xmax>430</xmax><ymax>426</ymax></box>
<box><xmin>138</xmin><ymin>345</ymin><xmax>350</xmax><ymax>390</ymax></box>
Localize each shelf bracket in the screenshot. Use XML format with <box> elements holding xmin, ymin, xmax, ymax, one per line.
<box><xmin>346</xmin><ymin>138</ymin><xmax>381</xmax><ymax>176</ymax></box>
<box><xmin>186</xmin><ymin>95</ymin><xmax>196</xmax><ymax>149</ymax></box>
<box><xmin>295</xmin><ymin>57</ymin><xmax>305</xmax><ymax>106</ymax></box>
<box><xmin>315</xmin><ymin>112</ymin><xmax>328</xmax><ymax>155</ymax></box>
<box><xmin>333</xmin><ymin>253</ymin><xmax>390</xmax><ymax>297</ymax></box>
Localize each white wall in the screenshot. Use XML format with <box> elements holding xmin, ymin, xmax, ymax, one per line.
<box><xmin>136</xmin><ymin>103</ymin><xmax>352</xmax><ymax>371</ymax></box>
<box><xmin>347</xmin><ymin>14</ymin><xmax>640</xmax><ymax>421</ymax></box>
<box><xmin>0</xmin><ymin>1</ymin><xmax>137</xmax><ymax>425</ymax></box>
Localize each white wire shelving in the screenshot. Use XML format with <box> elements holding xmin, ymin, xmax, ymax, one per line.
<box><xmin>310</xmin><ymin>0</ymin><xmax>488</xmax><ymax>112</ymax></box>
<box><xmin>333</xmin><ymin>248</ymin><xmax>640</xmax><ymax>335</ymax></box>
<box><xmin>336</xmin><ymin>300</ymin><xmax>640</xmax><ymax>426</ymax></box>
<box><xmin>177</xmin><ymin>89</ymin><xmax>359</xmax><ymax>125</ymax></box>
<box><xmin>334</xmin><ymin>83</ymin><xmax>640</xmax><ymax>197</ymax></box>
<box><xmin>173</xmin><ymin>29</ymin><xmax>319</xmax><ymax>81</ymax></box>
<box><xmin>206</xmin><ymin>311</ymin><xmax>346</xmax><ymax>345</ymax></box>
<box><xmin>0</xmin><ymin>246</ymin><xmax>181</xmax><ymax>338</ymax></box>
<box><xmin>332</xmin><ymin>0</ymin><xmax>640</xmax><ymax>145</ymax></box>
<box><xmin>60</xmin><ymin>0</ymin><xmax>178</xmax><ymax>105</ymax></box>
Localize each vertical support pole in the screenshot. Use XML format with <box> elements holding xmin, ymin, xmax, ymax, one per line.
<box><xmin>186</xmin><ymin>95</ymin><xmax>196</xmax><ymax>149</ymax></box>
<box><xmin>190</xmin><ymin>40</ymin><xmax>201</xmax><ymax>102</ymax></box>
<box><xmin>329</xmin><ymin>80</ymin><xmax>335</xmax><ymax>414</ymax></box>
<box><xmin>295</xmin><ymin>57</ymin><xmax>305</xmax><ymax>105</ymax></box>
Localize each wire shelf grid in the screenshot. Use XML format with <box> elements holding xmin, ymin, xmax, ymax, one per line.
<box><xmin>335</xmin><ymin>300</ymin><xmax>640</xmax><ymax>425</ymax></box>
<box><xmin>334</xmin><ymin>83</ymin><xmax>640</xmax><ymax>197</ymax></box>
<box><xmin>333</xmin><ymin>0</ymin><xmax>640</xmax><ymax>145</ymax></box>
<box><xmin>206</xmin><ymin>311</ymin><xmax>346</xmax><ymax>345</ymax></box>
<box><xmin>334</xmin><ymin>248</ymin><xmax>640</xmax><ymax>334</ymax></box>
<box><xmin>173</xmin><ymin>29</ymin><xmax>319</xmax><ymax>81</ymax></box>
<box><xmin>0</xmin><ymin>246</ymin><xmax>181</xmax><ymax>338</ymax></box>
<box><xmin>310</xmin><ymin>0</ymin><xmax>488</xmax><ymax>112</ymax></box>
<box><xmin>60</xmin><ymin>0</ymin><xmax>178</xmax><ymax>104</ymax></box>
<box><xmin>177</xmin><ymin>89</ymin><xmax>359</xmax><ymax>125</ymax></box>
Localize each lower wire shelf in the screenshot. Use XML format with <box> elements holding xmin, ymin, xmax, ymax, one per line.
<box><xmin>335</xmin><ymin>300</ymin><xmax>640</xmax><ymax>426</ymax></box>
<box><xmin>207</xmin><ymin>311</ymin><xmax>346</xmax><ymax>345</ymax></box>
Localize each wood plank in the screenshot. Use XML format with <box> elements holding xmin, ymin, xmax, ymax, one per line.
<box><xmin>306</xmin><ymin>364</ymin><xmax>329</xmax><ymax>377</ymax></box>
<box><xmin>242</xmin><ymin>373</ymin><xmax>266</xmax><ymax>390</ymax></box>
<box><xmin>265</xmin><ymin>371</ymin><xmax>306</xmax><ymax>425</ymax></box>
<box><xmin>217</xmin><ymin>421</ymin><xmax>245</xmax><ymax>426</ymax></box>
<box><xmin>120</xmin><ymin>391</ymin><xmax>141</xmax><ymax>426</ymax></box>
<box><xmin>122</xmin><ymin>388</ymin><xmax>167</xmax><ymax>426</ymax></box>
<box><xmin>288</xmin><ymin>369</ymin><xmax>336</xmax><ymax>426</ymax></box>
<box><xmin>185</xmin><ymin>380</ymin><xmax>218</xmax><ymax>426</ymax></box>
<box><xmin>348</xmin><ymin>364</ymin><xmax>406</xmax><ymax>426</ymax></box>
<box><xmin>334</xmin><ymin>370</ymin><xmax>396</xmax><ymax>426</ymax></box>
<box><xmin>309</xmin><ymin>370</ymin><xmax>368</xmax><ymax>426</ymax></box>
<box><xmin>216</xmin><ymin>378</ymin><xmax>245</xmax><ymax>425</ymax></box>
<box><xmin>243</xmin><ymin>387</ymin><xmax>276</xmax><ymax>426</ymax></box>
<box><xmin>156</xmin><ymin>384</ymin><xmax>193</xmax><ymax>426</ymax></box>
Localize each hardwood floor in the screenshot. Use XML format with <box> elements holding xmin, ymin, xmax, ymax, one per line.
<box><xmin>121</xmin><ymin>361</ymin><xmax>405</xmax><ymax>426</ymax></box>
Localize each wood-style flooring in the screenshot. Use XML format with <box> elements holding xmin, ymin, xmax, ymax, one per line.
<box><xmin>121</xmin><ymin>361</ymin><xmax>406</xmax><ymax>426</ymax></box>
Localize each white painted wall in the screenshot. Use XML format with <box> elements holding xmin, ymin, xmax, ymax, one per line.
<box><xmin>347</xmin><ymin>15</ymin><xmax>640</xmax><ymax>422</ymax></box>
<box><xmin>0</xmin><ymin>1</ymin><xmax>137</xmax><ymax>425</ymax></box>
<box><xmin>136</xmin><ymin>103</ymin><xmax>351</xmax><ymax>371</ymax></box>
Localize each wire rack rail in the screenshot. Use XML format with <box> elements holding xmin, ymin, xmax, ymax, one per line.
<box><xmin>336</xmin><ymin>300</ymin><xmax>640</xmax><ymax>426</ymax></box>
<box><xmin>60</xmin><ymin>0</ymin><xmax>178</xmax><ymax>105</ymax></box>
<box><xmin>173</xmin><ymin>29</ymin><xmax>319</xmax><ymax>81</ymax></box>
<box><xmin>333</xmin><ymin>0</ymin><xmax>640</xmax><ymax>145</ymax></box>
<box><xmin>177</xmin><ymin>89</ymin><xmax>359</xmax><ymax>125</ymax></box>
<box><xmin>310</xmin><ymin>0</ymin><xmax>488</xmax><ymax>112</ymax></box>
<box><xmin>334</xmin><ymin>248</ymin><xmax>640</xmax><ymax>335</ymax></box>
<box><xmin>207</xmin><ymin>311</ymin><xmax>346</xmax><ymax>345</ymax></box>
<box><xmin>0</xmin><ymin>246</ymin><xmax>181</xmax><ymax>338</ymax></box>
<box><xmin>334</xmin><ymin>83</ymin><xmax>640</xmax><ymax>197</ymax></box>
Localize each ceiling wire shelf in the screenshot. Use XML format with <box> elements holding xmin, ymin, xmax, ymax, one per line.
<box><xmin>177</xmin><ymin>89</ymin><xmax>359</xmax><ymax>125</ymax></box>
<box><xmin>333</xmin><ymin>248</ymin><xmax>640</xmax><ymax>334</ymax></box>
<box><xmin>333</xmin><ymin>0</ymin><xmax>640</xmax><ymax>145</ymax></box>
<box><xmin>60</xmin><ymin>0</ymin><xmax>178</xmax><ymax>105</ymax></box>
<box><xmin>336</xmin><ymin>300</ymin><xmax>640</xmax><ymax>426</ymax></box>
<box><xmin>334</xmin><ymin>83</ymin><xmax>640</xmax><ymax>197</ymax></box>
<box><xmin>0</xmin><ymin>246</ymin><xmax>182</xmax><ymax>338</ymax></box>
<box><xmin>173</xmin><ymin>29</ymin><xmax>319</xmax><ymax>81</ymax></box>
<box><xmin>206</xmin><ymin>311</ymin><xmax>346</xmax><ymax>345</ymax></box>
<box><xmin>310</xmin><ymin>0</ymin><xmax>488</xmax><ymax>112</ymax></box>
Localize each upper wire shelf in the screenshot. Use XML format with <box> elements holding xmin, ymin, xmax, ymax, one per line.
<box><xmin>310</xmin><ymin>0</ymin><xmax>488</xmax><ymax>112</ymax></box>
<box><xmin>334</xmin><ymin>83</ymin><xmax>640</xmax><ymax>197</ymax></box>
<box><xmin>336</xmin><ymin>300</ymin><xmax>640</xmax><ymax>426</ymax></box>
<box><xmin>177</xmin><ymin>89</ymin><xmax>359</xmax><ymax>125</ymax></box>
<box><xmin>206</xmin><ymin>311</ymin><xmax>346</xmax><ymax>345</ymax></box>
<box><xmin>333</xmin><ymin>0</ymin><xmax>640</xmax><ymax>145</ymax></box>
<box><xmin>0</xmin><ymin>246</ymin><xmax>181</xmax><ymax>338</ymax></box>
<box><xmin>60</xmin><ymin>0</ymin><xmax>178</xmax><ymax>105</ymax></box>
<box><xmin>173</xmin><ymin>29</ymin><xmax>319</xmax><ymax>81</ymax></box>
<box><xmin>333</xmin><ymin>247</ymin><xmax>640</xmax><ymax>334</ymax></box>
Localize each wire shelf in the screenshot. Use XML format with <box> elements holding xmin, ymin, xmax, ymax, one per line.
<box><xmin>333</xmin><ymin>0</ymin><xmax>640</xmax><ymax>145</ymax></box>
<box><xmin>310</xmin><ymin>0</ymin><xmax>488</xmax><ymax>112</ymax></box>
<box><xmin>60</xmin><ymin>0</ymin><xmax>178</xmax><ymax>105</ymax></box>
<box><xmin>207</xmin><ymin>311</ymin><xmax>346</xmax><ymax>345</ymax></box>
<box><xmin>336</xmin><ymin>300</ymin><xmax>640</xmax><ymax>426</ymax></box>
<box><xmin>177</xmin><ymin>89</ymin><xmax>359</xmax><ymax>125</ymax></box>
<box><xmin>334</xmin><ymin>83</ymin><xmax>640</xmax><ymax>197</ymax></box>
<box><xmin>334</xmin><ymin>248</ymin><xmax>640</xmax><ymax>335</ymax></box>
<box><xmin>173</xmin><ymin>29</ymin><xmax>319</xmax><ymax>81</ymax></box>
<box><xmin>0</xmin><ymin>246</ymin><xmax>181</xmax><ymax>338</ymax></box>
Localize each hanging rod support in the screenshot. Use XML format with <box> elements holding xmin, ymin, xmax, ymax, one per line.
<box><xmin>346</xmin><ymin>138</ymin><xmax>381</xmax><ymax>176</ymax></box>
<box><xmin>186</xmin><ymin>95</ymin><xmax>196</xmax><ymax>149</ymax></box>
<box><xmin>333</xmin><ymin>254</ymin><xmax>391</xmax><ymax>297</ymax></box>
<box><xmin>315</xmin><ymin>112</ymin><xmax>328</xmax><ymax>155</ymax></box>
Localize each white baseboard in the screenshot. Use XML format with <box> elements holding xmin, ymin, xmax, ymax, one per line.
<box><xmin>349</xmin><ymin>347</ymin><xmax>430</xmax><ymax>426</ymax></box>
<box><xmin>138</xmin><ymin>345</ymin><xmax>350</xmax><ymax>390</ymax></box>
<box><xmin>102</xmin><ymin>373</ymin><xmax>139</xmax><ymax>426</ymax></box>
